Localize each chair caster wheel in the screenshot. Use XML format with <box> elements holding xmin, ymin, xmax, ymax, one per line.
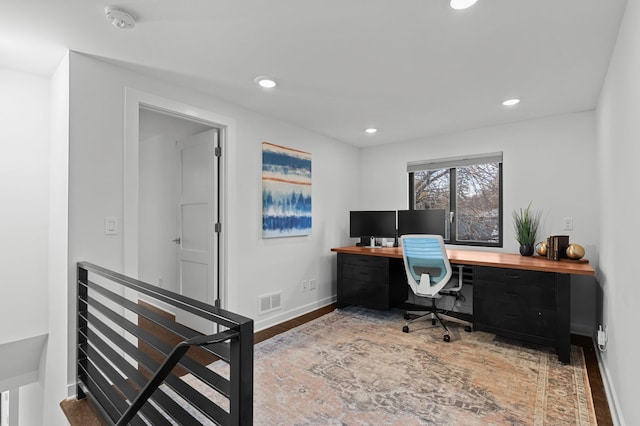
<box><xmin>464</xmin><ymin>326</ymin><xmax>472</xmax><ymax>332</ymax></box>
<box><xmin>432</xmin><ymin>319</ymin><xmax>437</xmax><ymax>325</ymax></box>
<box><xmin>404</xmin><ymin>313</ymin><xmax>411</xmax><ymax>320</ymax></box>
<box><xmin>443</xmin><ymin>335</ymin><xmax>450</xmax><ymax>342</ymax></box>
<box><xmin>402</xmin><ymin>326</ymin><xmax>409</xmax><ymax>333</ymax></box>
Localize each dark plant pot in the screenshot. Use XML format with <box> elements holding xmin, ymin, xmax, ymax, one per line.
<box><xmin>519</xmin><ymin>245</ymin><xmax>534</xmax><ymax>256</ymax></box>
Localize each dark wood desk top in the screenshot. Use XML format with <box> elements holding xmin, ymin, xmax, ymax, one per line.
<box><xmin>331</xmin><ymin>245</ymin><xmax>595</xmax><ymax>276</ymax></box>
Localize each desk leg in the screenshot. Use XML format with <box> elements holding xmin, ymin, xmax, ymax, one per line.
<box><xmin>557</xmin><ymin>274</ymin><xmax>571</xmax><ymax>364</ymax></box>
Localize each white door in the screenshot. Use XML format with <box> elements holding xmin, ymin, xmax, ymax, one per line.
<box><xmin>175</xmin><ymin>129</ymin><xmax>219</xmax><ymax>334</ymax></box>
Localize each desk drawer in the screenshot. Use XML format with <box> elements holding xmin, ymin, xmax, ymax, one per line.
<box><xmin>342</xmin><ymin>253</ymin><xmax>388</xmax><ymax>268</ymax></box>
<box><xmin>475</xmin><ymin>267</ymin><xmax>556</xmax><ymax>286</ymax></box>
<box><xmin>474</xmin><ymin>298</ymin><xmax>557</xmax><ymax>338</ymax></box>
<box><xmin>341</xmin><ymin>278</ymin><xmax>388</xmax><ymax>307</ymax></box>
<box><xmin>474</xmin><ymin>279</ymin><xmax>556</xmax><ymax>309</ymax></box>
<box><xmin>343</xmin><ymin>264</ymin><xmax>387</xmax><ymax>283</ymax></box>
<box><xmin>474</xmin><ymin>267</ymin><xmax>556</xmax><ymax>309</ymax></box>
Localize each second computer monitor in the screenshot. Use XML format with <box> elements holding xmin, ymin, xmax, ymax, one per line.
<box><xmin>397</xmin><ymin>209</ymin><xmax>447</xmax><ymax>237</ymax></box>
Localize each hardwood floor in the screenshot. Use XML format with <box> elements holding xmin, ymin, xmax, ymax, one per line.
<box><xmin>572</xmin><ymin>334</ymin><xmax>613</xmax><ymax>426</ymax></box>
<box><xmin>62</xmin><ymin>303</ymin><xmax>612</xmax><ymax>425</ymax></box>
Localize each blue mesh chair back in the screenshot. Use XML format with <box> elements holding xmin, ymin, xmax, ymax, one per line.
<box><xmin>401</xmin><ymin>235</ymin><xmax>452</xmax><ymax>297</ymax></box>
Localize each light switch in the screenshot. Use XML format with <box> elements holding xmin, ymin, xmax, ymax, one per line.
<box><xmin>105</xmin><ymin>217</ymin><xmax>118</xmax><ymax>235</ymax></box>
<box><xmin>563</xmin><ymin>217</ymin><xmax>573</xmax><ymax>230</ymax></box>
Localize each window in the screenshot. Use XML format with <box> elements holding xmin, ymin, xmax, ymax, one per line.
<box><xmin>408</xmin><ymin>152</ymin><xmax>503</xmax><ymax>247</ymax></box>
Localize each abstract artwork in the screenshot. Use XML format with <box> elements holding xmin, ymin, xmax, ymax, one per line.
<box><xmin>262</xmin><ymin>142</ymin><xmax>312</xmax><ymax>238</ymax></box>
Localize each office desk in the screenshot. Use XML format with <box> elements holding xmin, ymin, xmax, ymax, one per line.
<box><xmin>331</xmin><ymin>245</ymin><xmax>595</xmax><ymax>363</ymax></box>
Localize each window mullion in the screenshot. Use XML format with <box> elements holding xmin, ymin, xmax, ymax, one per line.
<box><xmin>408</xmin><ymin>172</ymin><xmax>415</xmax><ymax>209</ymax></box>
<box><xmin>449</xmin><ymin>167</ymin><xmax>457</xmax><ymax>243</ymax></box>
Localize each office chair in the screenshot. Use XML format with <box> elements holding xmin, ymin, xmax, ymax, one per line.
<box><xmin>400</xmin><ymin>234</ymin><xmax>472</xmax><ymax>342</ymax></box>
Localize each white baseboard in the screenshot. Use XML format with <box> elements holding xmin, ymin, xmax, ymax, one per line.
<box><xmin>253</xmin><ymin>296</ymin><xmax>336</xmax><ymax>332</ymax></box>
<box><xmin>67</xmin><ymin>384</ymin><xmax>76</xmax><ymax>399</ymax></box>
<box><xmin>595</xmin><ymin>348</ymin><xmax>625</xmax><ymax>425</ymax></box>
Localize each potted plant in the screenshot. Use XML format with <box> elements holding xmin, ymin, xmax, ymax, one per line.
<box><xmin>512</xmin><ymin>202</ymin><xmax>542</xmax><ymax>256</ymax></box>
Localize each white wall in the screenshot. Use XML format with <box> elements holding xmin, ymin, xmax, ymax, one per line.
<box><xmin>67</xmin><ymin>52</ymin><xmax>359</xmax><ymax>353</ymax></box>
<box><xmin>596</xmin><ymin>0</ymin><xmax>640</xmax><ymax>423</ymax></box>
<box><xmin>0</xmin><ymin>68</ymin><xmax>50</xmax><ymax>343</ymax></box>
<box><xmin>0</xmin><ymin>65</ymin><xmax>55</xmax><ymax>424</ymax></box>
<box><xmin>359</xmin><ymin>111</ymin><xmax>598</xmax><ymax>256</ymax></box>
<box><xmin>359</xmin><ymin>112</ymin><xmax>600</xmax><ymax>333</ymax></box>
<box><xmin>0</xmin><ymin>65</ymin><xmax>62</xmax><ymax>424</ymax></box>
<box><xmin>43</xmin><ymin>52</ymin><xmax>70</xmax><ymax>426</ymax></box>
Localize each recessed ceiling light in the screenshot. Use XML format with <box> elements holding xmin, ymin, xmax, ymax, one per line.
<box><xmin>450</xmin><ymin>0</ymin><xmax>479</xmax><ymax>10</ymax></box>
<box><xmin>502</xmin><ymin>98</ymin><xmax>521</xmax><ymax>106</ymax></box>
<box><xmin>365</xmin><ymin>128</ymin><xmax>378</xmax><ymax>134</ymax></box>
<box><xmin>255</xmin><ymin>76</ymin><xmax>277</xmax><ymax>89</ymax></box>
<box><xmin>105</xmin><ymin>7</ymin><xmax>136</xmax><ymax>29</ymax></box>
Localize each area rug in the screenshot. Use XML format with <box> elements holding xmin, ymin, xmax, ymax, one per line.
<box><xmin>178</xmin><ymin>306</ymin><xmax>596</xmax><ymax>425</ymax></box>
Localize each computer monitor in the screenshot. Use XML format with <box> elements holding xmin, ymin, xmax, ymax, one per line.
<box><xmin>349</xmin><ymin>210</ymin><xmax>397</xmax><ymax>246</ymax></box>
<box><xmin>397</xmin><ymin>209</ymin><xmax>447</xmax><ymax>237</ymax></box>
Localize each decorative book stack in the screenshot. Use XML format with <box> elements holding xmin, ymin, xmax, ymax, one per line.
<box><xmin>546</xmin><ymin>235</ymin><xmax>570</xmax><ymax>260</ymax></box>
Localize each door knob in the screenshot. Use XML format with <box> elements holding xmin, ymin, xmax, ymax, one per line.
<box><xmin>172</xmin><ymin>237</ymin><xmax>181</xmax><ymax>244</ymax></box>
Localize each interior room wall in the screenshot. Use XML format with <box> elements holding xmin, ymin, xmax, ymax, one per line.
<box><xmin>358</xmin><ymin>111</ymin><xmax>600</xmax><ymax>334</ymax></box>
<box><xmin>358</xmin><ymin>112</ymin><xmax>598</xmax><ymax>257</ymax></box>
<box><xmin>0</xmin><ymin>65</ymin><xmax>61</xmax><ymax>425</ymax></box>
<box><xmin>44</xmin><ymin>52</ymin><xmax>70</xmax><ymax>426</ymax></box>
<box><xmin>596</xmin><ymin>0</ymin><xmax>639</xmax><ymax>423</ymax></box>
<box><xmin>0</xmin><ymin>68</ymin><xmax>50</xmax><ymax>343</ymax></box>
<box><xmin>66</xmin><ymin>52</ymin><xmax>360</xmax><ymax>392</ymax></box>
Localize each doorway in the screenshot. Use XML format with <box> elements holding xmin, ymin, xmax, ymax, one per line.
<box><xmin>138</xmin><ymin>108</ymin><xmax>219</xmax><ymax>332</ymax></box>
<box><xmin>124</xmin><ymin>89</ymin><xmax>233</xmax><ymax>326</ymax></box>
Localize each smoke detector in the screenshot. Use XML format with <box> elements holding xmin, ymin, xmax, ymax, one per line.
<box><xmin>105</xmin><ymin>7</ymin><xmax>136</xmax><ymax>29</ymax></box>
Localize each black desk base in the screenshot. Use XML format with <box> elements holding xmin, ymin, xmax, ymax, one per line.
<box><xmin>336</xmin><ymin>252</ymin><xmax>571</xmax><ymax>364</ymax></box>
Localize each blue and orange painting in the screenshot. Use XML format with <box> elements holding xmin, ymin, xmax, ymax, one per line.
<box><xmin>262</xmin><ymin>142</ymin><xmax>312</xmax><ymax>238</ymax></box>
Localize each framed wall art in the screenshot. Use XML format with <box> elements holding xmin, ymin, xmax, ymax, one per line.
<box><xmin>262</xmin><ymin>142</ymin><xmax>312</xmax><ymax>238</ymax></box>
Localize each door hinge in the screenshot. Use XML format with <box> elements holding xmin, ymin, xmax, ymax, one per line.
<box><xmin>214</xmin><ymin>146</ymin><xmax>222</xmax><ymax>157</ymax></box>
<box><xmin>214</xmin><ymin>222</ymin><xmax>222</xmax><ymax>233</ymax></box>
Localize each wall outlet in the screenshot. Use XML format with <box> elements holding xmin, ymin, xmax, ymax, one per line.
<box><xmin>563</xmin><ymin>216</ymin><xmax>574</xmax><ymax>230</ymax></box>
<box><xmin>309</xmin><ymin>278</ymin><xmax>317</xmax><ymax>290</ymax></box>
<box><xmin>105</xmin><ymin>216</ymin><xmax>118</xmax><ymax>235</ymax></box>
<box><xmin>597</xmin><ymin>324</ymin><xmax>608</xmax><ymax>350</ymax></box>
<box><xmin>301</xmin><ymin>280</ymin><xmax>309</xmax><ymax>292</ymax></box>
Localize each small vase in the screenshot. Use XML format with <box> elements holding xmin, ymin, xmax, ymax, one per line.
<box><xmin>519</xmin><ymin>245</ymin><xmax>534</xmax><ymax>256</ymax></box>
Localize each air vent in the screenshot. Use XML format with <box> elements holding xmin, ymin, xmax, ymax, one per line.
<box><xmin>258</xmin><ymin>292</ymin><xmax>282</xmax><ymax>314</ymax></box>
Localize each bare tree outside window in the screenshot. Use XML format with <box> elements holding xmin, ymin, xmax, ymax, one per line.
<box><xmin>456</xmin><ymin>163</ymin><xmax>500</xmax><ymax>243</ymax></box>
<box><xmin>411</xmin><ymin>160</ymin><xmax>502</xmax><ymax>247</ymax></box>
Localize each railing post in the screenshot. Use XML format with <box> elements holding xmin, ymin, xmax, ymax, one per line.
<box><xmin>230</xmin><ymin>320</ymin><xmax>254</xmax><ymax>425</ymax></box>
<box><xmin>77</xmin><ymin>264</ymin><xmax>88</xmax><ymax>400</ymax></box>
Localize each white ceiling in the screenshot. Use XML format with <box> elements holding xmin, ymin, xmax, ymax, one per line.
<box><xmin>1</xmin><ymin>0</ymin><xmax>627</xmax><ymax>147</ymax></box>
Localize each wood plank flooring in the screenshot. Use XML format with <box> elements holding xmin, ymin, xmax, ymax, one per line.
<box><xmin>61</xmin><ymin>304</ymin><xmax>612</xmax><ymax>425</ymax></box>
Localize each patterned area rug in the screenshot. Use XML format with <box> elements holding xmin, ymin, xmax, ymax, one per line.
<box><xmin>182</xmin><ymin>306</ymin><xmax>596</xmax><ymax>425</ymax></box>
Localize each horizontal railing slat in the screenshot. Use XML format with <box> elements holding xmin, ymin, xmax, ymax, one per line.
<box><xmin>82</xmin><ymin>288</ymin><xmax>232</xmax><ymax>397</ymax></box>
<box><xmin>83</xmin><ymin>306</ymin><xmax>230</xmax><ymax>424</ymax></box>
<box><xmin>81</xmin><ymin>332</ymin><xmax>204</xmax><ymax>425</ymax></box>
<box><xmin>77</xmin><ymin>262</ymin><xmax>253</xmax><ymax>425</ymax></box>
<box><xmin>78</xmin><ymin>261</ymin><xmax>250</xmax><ymax>329</ymax></box>
<box><xmin>82</xmin><ymin>363</ymin><xmax>148</xmax><ymax>426</ymax></box>
<box><xmin>79</xmin><ymin>365</ymin><xmax>121</xmax><ymax>423</ymax></box>
<box><xmin>81</xmin><ymin>345</ymin><xmax>172</xmax><ymax>426</ymax></box>
<box><xmin>83</xmin><ymin>278</ymin><xmax>232</xmax><ymax>362</ymax></box>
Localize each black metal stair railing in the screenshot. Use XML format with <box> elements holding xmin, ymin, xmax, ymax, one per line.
<box><xmin>77</xmin><ymin>262</ymin><xmax>253</xmax><ymax>425</ymax></box>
